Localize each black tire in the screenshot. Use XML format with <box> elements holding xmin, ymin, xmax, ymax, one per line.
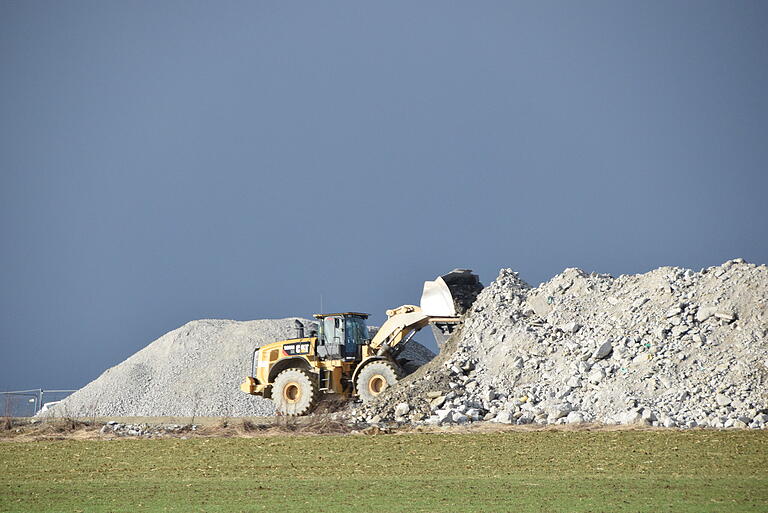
<box><xmin>272</xmin><ymin>368</ymin><xmax>319</xmax><ymax>416</ymax></box>
<box><xmin>356</xmin><ymin>360</ymin><xmax>401</xmax><ymax>403</ymax></box>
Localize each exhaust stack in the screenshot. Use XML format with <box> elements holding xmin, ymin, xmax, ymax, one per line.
<box><xmin>294</xmin><ymin>320</ymin><xmax>305</xmax><ymax>339</ymax></box>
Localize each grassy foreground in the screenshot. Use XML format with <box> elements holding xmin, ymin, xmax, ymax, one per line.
<box><xmin>1</xmin><ymin>430</ymin><xmax>767</xmax><ymax>513</ymax></box>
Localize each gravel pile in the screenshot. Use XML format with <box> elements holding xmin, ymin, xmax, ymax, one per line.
<box><xmin>354</xmin><ymin>259</ymin><xmax>768</xmax><ymax>429</ymax></box>
<box><xmin>41</xmin><ymin>319</ymin><xmax>302</xmax><ymax>417</ymax></box>
<box><xmin>42</xmin><ymin>318</ymin><xmax>435</xmax><ymax>418</ymax></box>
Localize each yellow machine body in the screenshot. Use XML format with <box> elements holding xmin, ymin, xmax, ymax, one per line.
<box><xmin>240</xmin><ymin>313</ymin><xmax>383</xmax><ymax>401</ymax></box>
<box><xmin>239</xmin><ymin>334</ymin><xmax>372</xmax><ymax>399</ymax></box>
<box><xmin>240</xmin><ymin>270</ymin><xmax>482</xmax><ymax>413</ymax></box>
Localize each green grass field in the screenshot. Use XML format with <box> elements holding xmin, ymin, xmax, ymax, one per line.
<box><xmin>1</xmin><ymin>430</ymin><xmax>767</xmax><ymax>513</ymax></box>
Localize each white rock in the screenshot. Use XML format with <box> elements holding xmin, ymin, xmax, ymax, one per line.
<box><xmin>715</xmin><ymin>311</ymin><xmax>736</xmax><ymax>323</ymax></box>
<box><xmin>394</xmin><ymin>403</ymin><xmax>410</xmax><ymax>417</ymax></box>
<box><xmin>452</xmin><ymin>412</ymin><xmax>469</xmax><ymax>424</ymax></box>
<box><xmin>715</xmin><ymin>394</ymin><xmax>732</xmax><ymax>406</ymax></box>
<box><xmin>658</xmin><ymin>415</ymin><xmax>677</xmax><ymax>428</ymax></box>
<box><xmin>466</xmin><ymin>408</ymin><xmax>483</xmax><ymax>421</ymax></box>
<box><xmin>566</xmin><ymin>411</ymin><xmax>584</xmax><ymax>424</ymax></box>
<box><xmin>430</xmin><ymin>396</ymin><xmax>447</xmax><ymax>410</ymax></box>
<box><xmin>435</xmin><ymin>409</ymin><xmax>452</xmax><ymax>423</ymax></box>
<box><xmin>619</xmin><ymin>410</ymin><xmax>645</xmax><ymax>425</ymax></box>
<box><xmin>696</xmin><ymin>306</ymin><xmax>717</xmax><ymax>323</ymax></box>
<box><xmin>588</xmin><ymin>368</ymin><xmax>605</xmax><ymax>384</ymax></box>
<box><xmin>561</xmin><ymin>321</ymin><xmax>582</xmax><ymax>334</ymax></box>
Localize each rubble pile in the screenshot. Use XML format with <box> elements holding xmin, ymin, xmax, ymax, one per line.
<box><xmin>99</xmin><ymin>421</ymin><xmax>198</xmax><ymax>437</ymax></box>
<box><xmin>355</xmin><ymin>259</ymin><xmax>768</xmax><ymax>429</ymax></box>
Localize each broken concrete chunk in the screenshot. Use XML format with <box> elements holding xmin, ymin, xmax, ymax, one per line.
<box><xmin>714</xmin><ymin>311</ymin><xmax>737</xmax><ymax>323</ymax></box>
<box><xmin>695</xmin><ymin>306</ymin><xmax>717</xmax><ymax>322</ymax></box>
<box><xmin>619</xmin><ymin>410</ymin><xmax>646</xmax><ymax>425</ymax></box>
<box><xmin>560</xmin><ymin>321</ymin><xmax>582</xmax><ymax>334</ymax></box>
<box><xmin>527</xmin><ymin>294</ymin><xmax>554</xmax><ymax>318</ymax></box>
<box><xmin>465</xmin><ymin>408</ymin><xmax>483</xmax><ymax>421</ymax></box>
<box><xmin>482</xmin><ymin>389</ymin><xmax>497</xmax><ymax>402</ymax></box>
<box><xmin>715</xmin><ymin>394</ymin><xmax>732</xmax><ymax>406</ymax></box>
<box><xmin>547</xmin><ymin>403</ymin><xmax>572</xmax><ymax>420</ymax></box>
<box><xmin>588</xmin><ymin>367</ymin><xmax>606</xmax><ymax>384</ymax></box>
<box><xmin>435</xmin><ymin>409</ymin><xmax>452</xmax><ymax>423</ymax></box>
<box><xmin>593</xmin><ymin>341</ymin><xmax>613</xmax><ymax>360</ymax></box>
<box><xmin>430</xmin><ymin>396</ymin><xmax>447</xmax><ymax>410</ymax></box>
<box><xmin>452</xmin><ymin>412</ymin><xmax>469</xmax><ymax>424</ymax></box>
<box><xmin>394</xmin><ymin>403</ymin><xmax>410</xmax><ymax>417</ymax></box>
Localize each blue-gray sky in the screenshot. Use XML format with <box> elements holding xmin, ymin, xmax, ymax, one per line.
<box><xmin>2</xmin><ymin>1</ymin><xmax>767</xmax><ymax>390</ymax></box>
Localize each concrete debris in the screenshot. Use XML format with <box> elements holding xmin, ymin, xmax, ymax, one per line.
<box><xmin>715</xmin><ymin>394</ymin><xmax>732</xmax><ymax>406</ymax></box>
<box><xmin>352</xmin><ymin>260</ymin><xmax>768</xmax><ymax>430</ymax></box>
<box><xmin>593</xmin><ymin>341</ymin><xmax>613</xmax><ymax>360</ymax></box>
<box><xmin>100</xmin><ymin>422</ymin><xmax>198</xmax><ymax>437</ymax></box>
<box><xmin>394</xmin><ymin>403</ymin><xmax>410</xmax><ymax>418</ymax></box>
<box><xmin>561</xmin><ymin>321</ymin><xmax>581</xmax><ymax>334</ymax></box>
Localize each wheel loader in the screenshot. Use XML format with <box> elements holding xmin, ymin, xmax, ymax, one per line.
<box><xmin>240</xmin><ymin>269</ymin><xmax>483</xmax><ymax>415</ymax></box>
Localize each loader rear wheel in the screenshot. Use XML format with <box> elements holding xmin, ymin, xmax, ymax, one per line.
<box><xmin>356</xmin><ymin>361</ymin><xmax>401</xmax><ymax>403</ymax></box>
<box><xmin>272</xmin><ymin>368</ymin><xmax>318</xmax><ymax>416</ymax></box>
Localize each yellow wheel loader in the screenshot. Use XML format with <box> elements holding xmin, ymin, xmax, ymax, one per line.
<box><xmin>240</xmin><ymin>270</ymin><xmax>482</xmax><ymax>415</ymax></box>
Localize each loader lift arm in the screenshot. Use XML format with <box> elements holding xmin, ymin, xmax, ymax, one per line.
<box><xmin>368</xmin><ymin>305</ymin><xmax>460</xmax><ymax>356</ymax></box>
<box><xmin>368</xmin><ymin>269</ymin><xmax>482</xmax><ymax>356</ymax></box>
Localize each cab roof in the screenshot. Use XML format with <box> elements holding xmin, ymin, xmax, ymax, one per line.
<box><xmin>312</xmin><ymin>312</ymin><xmax>369</xmax><ymax>319</ymax></box>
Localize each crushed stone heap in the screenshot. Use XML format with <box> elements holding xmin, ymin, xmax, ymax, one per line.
<box><xmin>40</xmin><ymin>317</ymin><xmax>434</xmax><ymax>418</ymax></box>
<box><xmin>355</xmin><ymin>259</ymin><xmax>768</xmax><ymax>429</ymax></box>
<box><xmin>42</xmin><ymin>319</ymin><xmax>304</xmax><ymax>417</ymax></box>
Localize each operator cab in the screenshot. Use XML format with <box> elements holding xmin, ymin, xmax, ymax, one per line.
<box><xmin>312</xmin><ymin>312</ymin><xmax>370</xmax><ymax>360</ymax></box>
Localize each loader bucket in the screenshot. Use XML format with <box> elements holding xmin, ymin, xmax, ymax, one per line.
<box><xmin>420</xmin><ymin>269</ymin><xmax>483</xmax><ymax>317</ymax></box>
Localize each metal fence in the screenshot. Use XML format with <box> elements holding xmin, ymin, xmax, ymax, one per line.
<box><xmin>1</xmin><ymin>389</ymin><xmax>77</xmax><ymax>417</ymax></box>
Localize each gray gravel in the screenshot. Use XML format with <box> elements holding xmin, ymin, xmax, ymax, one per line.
<box><xmin>41</xmin><ymin>318</ymin><xmax>305</xmax><ymax>417</ymax></box>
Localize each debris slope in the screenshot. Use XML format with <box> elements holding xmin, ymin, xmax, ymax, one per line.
<box><xmin>356</xmin><ymin>259</ymin><xmax>768</xmax><ymax>429</ymax></box>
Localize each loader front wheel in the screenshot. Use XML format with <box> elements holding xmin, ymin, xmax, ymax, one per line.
<box><xmin>272</xmin><ymin>368</ymin><xmax>318</xmax><ymax>416</ymax></box>
<box><xmin>356</xmin><ymin>361</ymin><xmax>400</xmax><ymax>403</ymax></box>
